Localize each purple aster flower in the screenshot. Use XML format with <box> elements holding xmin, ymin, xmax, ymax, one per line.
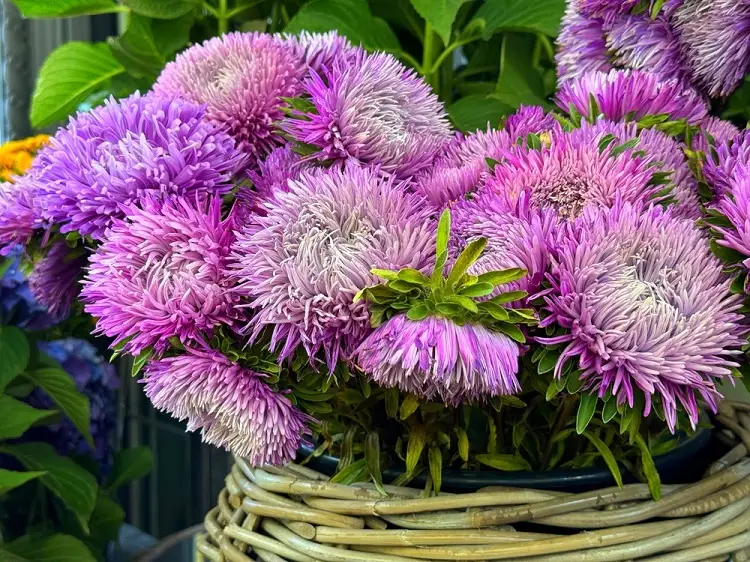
<box><xmin>556</xmin><ymin>6</ymin><xmax>613</xmax><ymax>83</ymax></box>
<box><xmin>284</xmin><ymin>49</ymin><xmax>452</xmax><ymax>178</ymax></box>
<box><xmin>452</xmin><ymin>189</ymin><xmax>561</xmax><ymax>298</ymax></box>
<box><xmin>231</xmin><ymin>165</ymin><xmax>435</xmax><ymax>371</ymax></box>
<box><xmin>355</xmin><ymin>314</ymin><xmax>520</xmax><ymax>404</ymax></box>
<box><xmin>0</xmin><ymin>248</ymin><xmax>52</xmax><ymax>329</ymax></box>
<box><xmin>482</xmin><ymin>121</ymin><xmax>659</xmax><ymax>220</ymax></box>
<box><xmin>673</xmin><ymin>0</ymin><xmax>750</xmax><ymax>97</ymax></box>
<box><xmin>578</xmin><ymin>0</ymin><xmax>684</xmax><ymax>20</ymax></box>
<box><xmin>555</xmin><ymin>70</ymin><xmax>708</xmax><ymax>124</ymax></box>
<box><xmin>541</xmin><ymin>202</ymin><xmax>745</xmax><ymax>431</ymax></box>
<box><xmin>287</xmin><ymin>31</ymin><xmax>355</xmax><ymax>73</ymax></box>
<box><xmin>0</xmin><ymin>178</ymin><xmax>40</xmax><ymax>255</ymax></box>
<box><xmin>28</xmin><ymin>241</ymin><xmax>86</xmax><ymax>322</ymax></box>
<box><xmin>239</xmin><ymin>147</ymin><xmax>311</xmax><ymax>217</ymax></box>
<box><xmin>143</xmin><ymin>348</ymin><xmax>310</xmax><ymax>466</ymax></box>
<box><xmin>28</xmin><ymin>339</ymin><xmax>119</xmax><ymax>472</ymax></box>
<box><xmin>703</xmin><ymin>131</ymin><xmax>750</xmax><ymax>198</ymax></box>
<box><xmin>413</xmin><ymin>128</ymin><xmax>514</xmax><ymax>209</ymax></box>
<box><xmin>153</xmin><ymin>32</ymin><xmax>305</xmax><ymax>155</ymax></box>
<box><xmin>81</xmin><ymin>197</ymin><xmax>241</xmax><ymax>356</ymax></box>
<box><xmin>31</xmin><ymin>93</ymin><xmax>244</xmax><ymax>240</ymax></box>
<box><xmin>693</xmin><ymin>117</ymin><xmax>742</xmax><ymax>159</ymax></box>
<box><xmin>503</xmin><ymin>105</ymin><xmax>560</xmax><ymax>141</ymax></box>
<box><xmin>711</xmin><ymin>163</ymin><xmax>750</xmax><ymax>264</ymax></box>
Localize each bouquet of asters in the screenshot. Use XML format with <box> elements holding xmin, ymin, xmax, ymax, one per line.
<box><xmin>3</xmin><ymin>27</ymin><xmax>748</xmax><ymax>498</ymax></box>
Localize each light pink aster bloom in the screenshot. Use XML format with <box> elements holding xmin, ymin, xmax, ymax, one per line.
<box><xmin>144</xmin><ymin>348</ymin><xmax>310</xmax><ymax>466</ymax></box>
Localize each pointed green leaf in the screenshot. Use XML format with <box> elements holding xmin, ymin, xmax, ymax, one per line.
<box><xmin>546</xmin><ymin>380</ymin><xmax>561</xmax><ymax>401</ymax></box>
<box><xmin>537</xmin><ymin>351</ymin><xmax>558</xmax><ymax>374</ymax></box>
<box><xmin>406</xmin><ymin>425</ymin><xmax>427</xmax><ymax>474</ymax></box>
<box><xmin>132</xmin><ymin>347</ymin><xmax>154</xmax><ymax>378</ymax></box>
<box><xmin>634</xmin><ymin>434</ymin><xmax>661</xmax><ymax>500</ymax></box>
<box><xmin>0</xmin><ymin>469</ymin><xmax>47</xmax><ymax>495</ymax></box>
<box><xmin>476</xmin><ymin>453</ymin><xmax>531</xmax><ymax>471</ymax></box>
<box><xmin>482</xmin><ymin>301</ymin><xmax>510</xmax><ymax>321</ymax></box>
<box><xmin>428</xmin><ymin>446</ymin><xmax>443</xmax><ymax>494</ymax></box>
<box><xmin>406</xmin><ymin>304</ymin><xmax>430</xmax><ymax>321</ymax></box>
<box><xmin>331</xmin><ymin>459</ymin><xmax>368</xmax><ymax>485</ymax></box>
<box><xmin>582</xmin><ymin>432</ymin><xmax>623</xmax><ymax>488</ymax></box>
<box><xmin>477</xmin><ymin>268</ymin><xmax>527</xmax><ymax>286</ymax></box>
<box><xmin>371</xmin><ymin>268</ymin><xmax>399</xmax><ymax>281</ymax></box>
<box><xmin>609</xmin><ymin>138</ymin><xmax>640</xmax><ymax>158</ymax></box>
<box><xmin>400</xmin><ymin>394</ymin><xmax>421</xmax><ymax>420</ymax></box>
<box><xmin>576</xmin><ymin>393</ymin><xmax>598</xmax><ymax>434</ymax></box>
<box><xmin>10</xmin><ymin>0</ymin><xmax>121</xmax><ymax>18</ymax></box>
<box><xmin>106</xmin><ymin>446</ymin><xmax>152</xmax><ymax>491</ymax></box>
<box><xmin>491</xmin><ymin>290</ymin><xmax>528</xmax><ymax>304</ymax></box>
<box><xmin>447</xmin><ymin>238</ymin><xmax>487</xmax><ymax>289</ymax></box>
<box><xmin>446</xmin><ymin>295</ymin><xmax>479</xmax><ymax>313</ymax></box>
<box><xmin>2</xmin><ymin>534</ymin><xmax>97</xmax><ymax>562</ymax></box>
<box><xmin>24</xmin><ymin>368</ymin><xmax>93</xmax><ymax>447</ymax></box>
<box><xmin>385</xmin><ymin>388</ymin><xmax>399</xmax><ymax>419</ymax></box>
<box><xmin>602</xmin><ymin>399</ymin><xmax>618</xmax><ymax>423</ymax></box>
<box><xmin>122</xmin><ymin>0</ymin><xmax>200</xmax><ymax>18</ymax></box>
<box><xmin>458</xmin><ymin>282</ymin><xmax>495</xmax><ymax>297</ymax></box>
<box><xmin>0</xmin><ymin>326</ymin><xmax>30</xmax><ymax>392</ymax></box>
<box><xmin>408</xmin><ymin>0</ymin><xmax>469</xmax><ymax>45</ymax></box>
<box><xmin>566</xmin><ymin>372</ymin><xmax>584</xmax><ymax>394</ymax></box>
<box><xmin>0</xmin><ymin>396</ymin><xmax>57</xmax><ymax>440</ymax></box>
<box><xmin>397</xmin><ymin>268</ymin><xmax>431</xmax><ymax>285</ymax></box>
<box><xmin>365</xmin><ymin>432</ymin><xmax>386</xmax><ymax>495</ymax></box>
<box><xmin>455</xmin><ymin>427</ymin><xmax>469</xmax><ymax>462</ymax></box>
<box><xmin>495</xmin><ymin>323</ymin><xmax>526</xmax><ymax>343</ymax></box>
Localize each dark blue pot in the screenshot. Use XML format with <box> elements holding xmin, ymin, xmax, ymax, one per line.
<box><xmin>298</xmin><ymin>427</ymin><xmax>712</xmax><ymax>493</ymax></box>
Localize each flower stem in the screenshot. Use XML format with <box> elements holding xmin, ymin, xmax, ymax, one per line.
<box><xmin>542</xmin><ymin>395</ymin><xmax>577</xmax><ymax>469</ymax></box>
<box><xmin>422</xmin><ymin>22</ymin><xmax>440</xmax><ymax>95</ymax></box>
<box><xmin>217</xmin><ymin>0</ymin><xmax>229</xmax><ymax>35</ymax></box>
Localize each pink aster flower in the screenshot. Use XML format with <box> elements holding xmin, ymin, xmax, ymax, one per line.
<box><xmin>556</xmin><ymin>6</ymin><xmax>613</xmax><ymax>83</ymax></box>
<box><xmin>355</xmin><ymin>314</ymin><xmax>521</xmax><ymax>404</ymax></box>
<box><xmin>703</xmin><ymin>131</ymin><xmax>750</xmax><ymax>199</ymax></box>
<box><xmin>28</xmin><ymin>242</ymin><xmax>86</xmax><ymax>322</ymax></box>
<box><xmin>238</xmin><ymin>146</ymin><xmax>310</xmax><ymax>217</ymax></box>
<box><xmin>693</xmin><ymin>117</ymin><xmax>741</xmax><ymax>156</ymax></box>
<box><xmin>555</xmin><ymin>70</ymin><xmax>708</xmax><ymax>124</ymax></box>
<box><xmin>711</xmin><ymin>163</ymin><xmax>750</xmax><ymax>266</ymax></box>
<box><xmin>143</xmin><ymin>348</ymin><xmax>310</xmax><ymax>465</ymax></box>
<box><xmin>153</xmin><ymin>32</ymin><xmax>306</xmax><ymax>156</ymax></box>
<box><xmin>81</xmin><ymin>197</ymin><xmax>241</xmax><ymax>356</ymax></box>
<box><xmin>0</xmin><ymin>178</ymin><xmax>40</xmax><ymax>255</ymax></box>
<box><xmin>541</xmin><ymin>202</ymin><xmax>745</xmax><ymax>431</ymax></box>
<box><xmin>503</xmin><ymin>105</ymin><xmax>560</xmax><ymax>141</ymax></box>
<box><xmin>413</xmin><ymin>128</ymin><xmax>513</xmax><ymax>209</ymax></box>
<box><xmin>673</xmin><ymin>0</ymin><xmax>750</xmax><ymax>97</ymax></box>
<box><xmin>231</xmin><ymin>165</ymin><xmax>435</xmax><ymax>371</ymax></box>
<box><xmin>482</xmin><ymin>121</ymin><xmax>660</xmax><ymax>220</ymax></box>
<box><xmin>284</xmin><ymin>49</ymin><xmax>452</xmax><ymax>178</ymax></box>
<box><xmin>287</xmin><ymin>30</ymin><xmax>355</xmax><ymax>73</ymax></box>
<box><xmin>30</xmin><ymin>93</ymin><xmax>244</xmax><ymax>240</ymax></box>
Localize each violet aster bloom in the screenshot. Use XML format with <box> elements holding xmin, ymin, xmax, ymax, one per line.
<box><xmin>556</xmin><ymin>6</ymin><xmax>612</xmax><ymax>83</ymax></box>
<box><xmin>503</xmin><ymin>105</ymin><xmax>560</xmax><ymax>141</ymax></box>
<box><xmin>232</xmin><ymin>165</ymin><xmax>435</xmax><ymax>371</ymax></box>
<box><xmin>703</xmin><ymin>131</ymin><xmax>750</xmax><ymax>198</ymax></box>
<box><xmin>541</xmin><ymin>202</ymin><xmax>745</xmax><ymax>430</ymax></box>
<box><xmin>555</xmin><ymin>70</ymin><xmax>708</xmax><ymax>124</ymax></box>
<box><xmin>693</xmin><ymin>117</ymin><xmax>741</xmax><ymax>158</ymax></box>
<box><xmin>81</xmin><ymin>197</ymin><xmax>241</xmax><ymax>356</ymax></box>
<box><xmin>153</xmin><ymin>32</ymin><xmax>305</xmax><ymax>155</ymax></box>
<box><xmin>28</xmin><ymin>242</ymin><xmax>86</xmax><ymax>322</ymax></box>
<box><xmin>287</xmin><ymin>30</ymin><xmax>355</xmax><ymax>73</ymax></box>
<box><xmin>0</xmin><ymin>178</ymin><xmax>40</xmax><ymax>255</ymax></box>
<box><xmin>673</xmin><ymin>0</ymin><xmax>750</xmax><ymax>97</ymax></box>
<box><xmin>143</xmin><ymin>348</ymin><xmax>310</xmax><ymax>466</ymax></box>
<box><xmin>284</xmin><ymin>49</ymin><xmax>451</xmax><ymax>178</ymax></box>
<box><xmin>578</xmin><ymin>0</ymin><xmax>683</xmax><ymax>20</ymax></box>
<box><xmin>32</xmin><ymin>93</ymin><xmax>244</xmax><ymax>240</ymax></box>
<box><xmin>0</xmin><ymin>248</ymin><xmax>52</xmax><ymax>329</ymax></box>
<box><xmin>413</xmin><ymin>128</ymin><xmax>514</xmax><ymax>209</ymax></box>
<box><xmin>482</xmin><ymin>121</ymin><xmax>658</xmax><ymax>220</ymax></box>
<box><xmin>238</xmin><ymin>146</ymin><xmax>309</xmax><ymax>218</ymax></box>
<box><xmin>355</xmin><ymin>314</ymin><xmax>521</xmax><ymax>404</ymax></box>
<box><xmin>711</xmin><ymin>163</ymin><xmax>750</xmax><ymax>265</ymax></box>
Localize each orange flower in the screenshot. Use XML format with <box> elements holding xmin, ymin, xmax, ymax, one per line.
<box><xmin>0</xmin><ymin>134</ymin><xmax>49</xmax><ymax>182</ymax></box>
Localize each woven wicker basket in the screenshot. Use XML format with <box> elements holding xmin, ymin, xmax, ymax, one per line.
<box><xmin>196</xmin><ymin>400</ymin><xmax>750</xmax><ymax>562</ymax></box>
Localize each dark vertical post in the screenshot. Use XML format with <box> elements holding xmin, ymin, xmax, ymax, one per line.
<box><xmin>1</xmin><ymin>0</ymin><xmax>32</xmax><ymax>140</ymax></box>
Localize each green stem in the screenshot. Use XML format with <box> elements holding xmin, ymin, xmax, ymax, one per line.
<box><xmin>269</xmin><ymin>1</ymin><xmax>281</xmax><ymax>33</ymax></box>
<box><xmin>217</xmin><ymin>0</ymin><xmax>229</xmax><ymax>34</ymax></box>
<box><xmin>542</xmin><ymin>395</ymin><xmax>576</xmax><ymax>469</ymax></box>
<box><xmin>227</xmin><ymin>0</ymin><xmax>263</xmax><ymax>19</ymax></box>
<box><xmin>422</xmin><ymin>23</ymin><xmax>440</xmax><ymax>95</ymax></box>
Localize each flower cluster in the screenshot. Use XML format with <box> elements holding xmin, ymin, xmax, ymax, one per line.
<box><xmin>12</xmin><ymin>26</ymin><xmax>749</xmax><ymax>469</ymax></box>
<box><xmin>557</xmin><ymin>0</ymin><xmax>750</xmax><ymax>98</ymax></box>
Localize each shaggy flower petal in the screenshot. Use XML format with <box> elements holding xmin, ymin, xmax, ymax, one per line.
<box><xmin>555</xmin><ymin>70</ymin><xmax>708</xmax><ymax>124</ymax></box>
<box><xmin>542</xmin><ymin>202</ymin><xmax>745</xmax><ymax>430</ymax></box>
<box><xmin>711</xmin><ymin>163</ymin><xmax>750</xmax><ymax>265</ymax></box>
<box><xmin>556</xmin><ymin>6</ymin><xmax>613</xmax><ymax>83</ymax></box>
<box><xmin>31</xmin><ymin>94</ymin><xmax>244</xmax><ymax>240</ymax></box>
<box><xmin>482</xmin><ymin>121</ymin><xmax>660</xmax><ymax>220</ymax></box>
<box><xmin>673</xmin><ymin>0</ymin><xmax>750</xmax><ymax>97</ymax></box>
<box><xmin>703</xmin><ymin>131</ymin><xmax>750</xmax><ymax>199</ymax></box>
<box><xmin>286</xmin><ymin>30</ymin><xmax>355</xmax><ymax>73</ymax></box>
<box><xmin>153</xmin><ymin>32</ymin><xmax>305</xmax><ymax>155</ymax></box>
<box><xmin>81</xmin><ymin>197</ymin><xmax>241</xmax><ymax>355</ymax></box>
<box><xmin>693</xmin><ymin>117</ymin><xmax>741</xmax><ymax>156</ymax></box>
<box><xmin>284</xmin><ymin>49</ymin><xmax>451</xmax><ymax>178</ymax></box>
<box><xmin>0</xmin><ymin>178</ymin><xmax>40</xmax><ymax>255</ymax></box>
<box><xmin>503</xmin><ymin>105</ymin><xmax>560</xmax><ymax>141</ymax></box>
<box><xmin>144</xmin><ymin>348</ymin><xmax>310</xmax><ymax>465</ymax></box>
<box><xmin>355</xmin><ymin>315</ymin><xmax>521</xmax><ymax>404</ymax></box>
<box><xmin>239</xmin><ymin>146</ymin><xmax>310</xmax><ymax>217</ymax></box>
<box><xmin>577</xmin><ymin>0</ymin><xmax>683</xmax><ymax>21</ymax></box>
<box><xmin>231</xmin><ymin>165</ymin><xmax>435</xmax><ymax>371</ymax></box>
<box><xmin>28</xmin><ymin>242</ymin><xmax>86</xmax><ymax>322</ymax></box>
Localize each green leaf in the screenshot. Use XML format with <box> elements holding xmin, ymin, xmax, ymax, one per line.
<box><xmin>633</xmin><ymin>434</ymin><xmax>661</xmax><ymax>501</ymax></box>
<box><xmin>458</xmin><ymin>282</ymin><xmax>495</xmax><ymax>297</ymax></box>
<box><xmin>447</xmin><ymin>238</ymin><xmax>487</xmax><ymax>289</ymax></box>
<box><xmin>371</xmin><ymin>268</ymin><xmax>399</xmax><ymax>281</ymax></box>
<box><xmin>495</xmin><ymin>34</ymin><xmax>548</xmax><ymax>110</ymax></box>
<box><xmin>566</xmin><ymin>372</ymin><xmax>584</xmax><ymax>394</ymax></box>
<box><xmin>385</xmin><ymin>388</ymin><xmax>399</xmax><ymax>418</ymax></box>
<box><xmin>0</xmin><ymin>469</ymin><xmax>47</xmax><ymax>495</ymax></box>
<box><xmin>406</xmin><ymin>304</ymin><xmax>430</xmax><ymax>321</ymax></box>
<box><xmin>428</xmin><ymin>447</ymin><xmax>443</xmax><ymax>495</ymax></box>
<box><xmin>121</xmin><ymin>0</ymin><xmax>199</xmax><ymax>18</ymax></box>
<box><xmin>537</xmin><ymin>351</ymin><xmax>558</xmax><ymax>375</ymax></box>
<box><xmin>495</xmin><ymin>323</ymin><xmax>526</xmax><ymax>343</ymax></box>
<box><xmin>0</xmin><ymin>396</ymin><xmax>57</xmax><ymax>440</ymax></box>
<box><xmin>582</xmin><ymin>432</ymin><xmax>623</xmax><ymax>488</ymax></box>
<box><xmin>9</xmin><ymin>0</ymin><xmax>121</xmax><ymax>17</ymax></box>
<box><xmin>88</xmin><ymin>494</ymin><xmax>125</xmax><ymax>546</ymax></box>
<box><xmin>476</xmin><ymin>453</ymin><xmax>531</xmax><ymax>471</ymax></box>
<box><xmin>545</xmin><ymin>380</ymin><xmax>561</xmax><ymax>401</ymax></box>
<box><xmin>492</xmin><ymin>290</ymin><xmax>528</xmax><ymax>304</ymax></box>
<box><xmin>132</xmin><ymin>347</ymin><xmax>154</xmax><ymax>378</ymax></box>
<box><xmin>1</xmin><ymin>443</ymin><xmax>98</xmax><ymax>532</ymax></box>
<box><xmin>397</xmin><ymin>268</ymin><xmax>431</xmax><ymax>285</ymax></box>
<box><xmin>408</xmin><ymin>0</ymin><xmax>468</xmax><ymax>44</ymax></box>
<box><xmin>455</xmin><ymin>427</ymin><xmax>469</xmax><ymax>462</ymax></box>
<box><xmin>472</xmin><ymin>0</ymin><xmax>565</xmax><ymax>37</ymax></box>
<box><xmin>331</xmin><ymin>458</ymin><xmax>368</xmax><ymax>485</ymax></box>
<box><xmin>445</xmin><ymin>295</ymin><xmax>479</xmax><ymax>313</ymax></box>
<box><xmin>406</xmin><ymin>425</ymin><xmax>427</xmax><ymax>474</ymax></box>
<box><xmin>108</xmin><ymin>14</ymin><xmax>165</xmax><ymax>79</ymax></box>
<box><xmin>31</xmin><ymin>42</ymin><xmax>125</xmax><ymax>128</ymax></box>
<box><xmin>0</xmin><ymin>326</ymin><xmax>30</xmax><ymax>392</ymax></box>
<box><xmin>478</xmin><ymin>268</ymin><xmax>527</xmax><ymax>286</ymax></box>
<box><xmin>400</xmin><ymin>394</ymin><xmax>421</xmax><ymax>420</ymax></box>
<box><xmin>365</xmin><ymin>432</ymin><xmax>386</xmax><ymax>495</ymax></box>
<box><xmin>285</xmin><ymin>0</ymin><xmax>400</xmax><ymax>52</ymax></box>
<box><xmin>106</xmin><ymin>446</ymin><xmax>153</xmax><ymax>491</ymax></box>
<box><xmin>448</xmin><ymin>95</ymin><xmax>514</xmax><ymax>132</ymax></box>
<box><xmin>602</xmin><ymin>399</ymin><xmax>618</xmax><ymax>423</ymax></box>
<box><xmin>436</xmin><ymin>209</ymin><xmax>452</xmax><ymax>260</ymax></box>
<box><xmin>2</xmin><ymin>534</ymin><xmax>97</xmax><ymax>562</ymax></box>
<box><xmin>24</xmin><ymin>368</ymin><xmax>93</xmax><ymax>448</ymax></box>
<box><xmin>576</xmin><ymin>393</ymin><xmax>598</xmax><ymax>434</ymax></box>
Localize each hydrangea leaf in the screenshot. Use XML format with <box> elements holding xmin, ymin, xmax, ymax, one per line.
<box><xmin>408</xmin><ymin>0</ymin><xmax>469</xmax><ymax>44</ymax></box>
<box><xmin>1</xmin><ymin>534</ymin><xmax>96</xmax><ymax>562</ymax></box>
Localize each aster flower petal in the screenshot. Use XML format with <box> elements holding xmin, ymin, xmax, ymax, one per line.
<box><xmin>703</xmin><ymin>131</ymin><xmax>750</xmax><ymax>199</ymax></box>
<box><xmin>556</xmin><ymin>6</ymin><xmax>613</xmax><ymax>83</ymax></box>
<box><xmin>81</xmin><ymin>197</ymin><xmax>241</xmax><ymax>355</ymax></box>
<box><xmin>284</xmin><ymin>49</ymin><xmax>452</xmax><ymax>178</ymax></box>
<box><xmin>711</xmin><ymin>163</ymin><xmax>750</xmax><ymax>265</ymax></box>
<box><xmin>28</xmin><ymin>242</ymin><xmax>86</xmax><ymax>322</ymax></box>
<box><xmin>231</xmin><ymin>165</ymin><xmax>435</xmax><ymax>371</ymax></box>
<box><xmin>153</xmin><ymin>32</ymin><xmax>306</xmax><ymax>155</ymax></box>
<box><xmin>0</xmin><ymin>178</ymin><xmax>40</xmax><ymax>255</ymax></box>
<box><xmin>286</xmin><ymin>30</ymin><xmax>356</xmax><ymax>73</ymax></box>
<box><xmin>693</xmin><ymin>116</ymin><xmax>741</xmax><ymax>156</ymax></box>
<box><xmin>355</xmin><ymin>315</ymin><xmax>521</xmax><ymax>404</ymax></box>
<box><xmin>543</xmin><ymin>202</ymin><xmax>745</xmax><ymax>430</ymax></box>
<box><xmin>144</xmin><ymin>348</ymin><xmax>310</xmax><ymax>465</ymax></box>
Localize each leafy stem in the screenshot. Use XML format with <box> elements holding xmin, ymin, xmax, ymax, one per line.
<box><xmin>543</xmin><ymin>395</ymin><xmax>577</xmax><ymax>469</ymax></box>
<box><xmin>217</xmin><ymin>0</ymin><xmax>229</xmax><ymax>34</ymax></box>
